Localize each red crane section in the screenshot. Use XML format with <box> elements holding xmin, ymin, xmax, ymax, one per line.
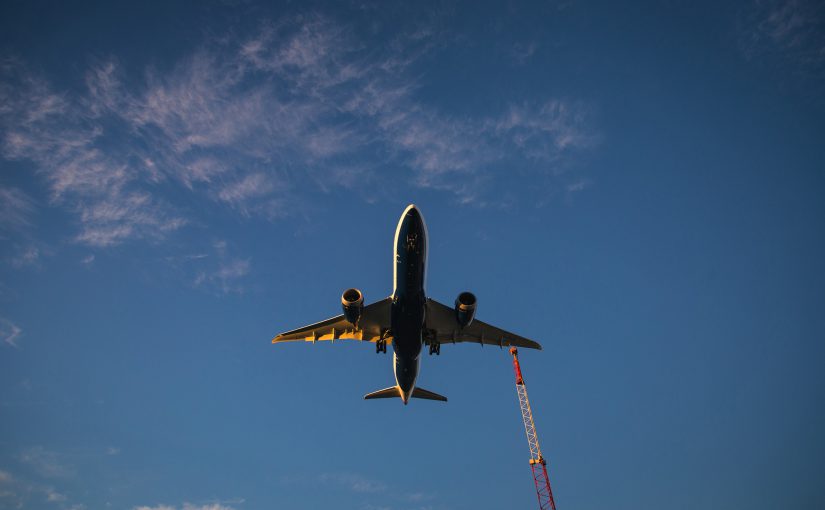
<box><xmin>510</xmin><ymin>347</ymin><xmax>557</xmax><ymax>510</ymax></box>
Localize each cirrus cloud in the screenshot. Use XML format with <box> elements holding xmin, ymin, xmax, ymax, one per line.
<box><xmin>1</xmin><ymin>13</ymin><xmax>598</xmax><ymax>249</ymax></box>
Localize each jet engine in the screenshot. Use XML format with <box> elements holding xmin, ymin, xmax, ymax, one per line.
<box><xmin>341</xmin><ymin>288</ymin><xmax>364</xmax><ymax>326</ymax></box>
<box><xmin>454</xmin><ymin>291</ymin><xmax>477</xmax><ymax>328</ymax></box>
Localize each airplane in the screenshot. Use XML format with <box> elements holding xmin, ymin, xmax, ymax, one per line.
<box><xmin>272</xmin><ymin>204</ymin><xmax>541</xmax><ymax>404</ymax></box>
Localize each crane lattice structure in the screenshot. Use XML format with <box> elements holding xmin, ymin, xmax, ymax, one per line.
<box><xmin>510</xmin><ymin>347</ymin><xmax>557</xmax><ymax>510</ymax></box>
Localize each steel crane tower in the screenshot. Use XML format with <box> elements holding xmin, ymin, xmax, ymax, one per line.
<box><xmin>510</xmin><ymin>347</ymin><xmax>557</xmax><ymax>510</ymax></box>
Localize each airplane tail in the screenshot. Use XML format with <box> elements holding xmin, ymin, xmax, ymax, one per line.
<box><xmin>363</xmin><ymin>386</ymin><xmax>447</xmax><ymax>402</ymax></box>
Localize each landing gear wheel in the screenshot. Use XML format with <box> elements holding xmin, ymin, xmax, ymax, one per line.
<box><xmin>376</xmin><ymin>339</ymin><xmax>387</xmax><ymax>354</ymax></box>
<box><xmin>429</xmin><ymin>342</ymin><xmax>440</xmax><ymax>356</ymax></box>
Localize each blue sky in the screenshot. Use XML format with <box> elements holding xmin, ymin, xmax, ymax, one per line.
<box><xmin>1</xmin><ymin>1</ymin><xmax>824</xmax><ymax>509</ymax></box>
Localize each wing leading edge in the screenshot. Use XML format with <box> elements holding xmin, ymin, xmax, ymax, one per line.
<box><xmin>272</xmin><ymin>297</ymin><xmax>392</xmax><ymax>344</ymax></box>
<box><xmin>424</xmin><ymin>298</ymin><xmax>542</xmax><ymax>350</ymax></box>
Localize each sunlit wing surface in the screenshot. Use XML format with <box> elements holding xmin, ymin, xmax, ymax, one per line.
<box><xmin>424</xmin><ymin>298</ymin><xmax>542</xmax><ymax>350</ymax></box>
<box><xmin>272</xmin><ymin>297</ymin><xmax>392</xmax><ymax>344</ymax></box>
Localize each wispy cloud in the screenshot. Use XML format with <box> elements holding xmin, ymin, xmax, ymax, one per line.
<box><xmin>566</xmin><ymin>178</ymin><xmax>592</xmax><ymax>200</ymax></box>
<box><xmin>9</xmin><ymin>245</ymin><xmax>41</xmax><ymax>268</ymax></box>
<box><xmin>0</xmin><ymin>470</ymin><xmax>21</xmax><ymax>509</ymax></box>
<box><xmin>739</xmin><ymin>0</ymin><xmax>825</xmax><ymax>81</ymax></box>
<box><xmin>45</xmin><ymin>488</ymin><xmax>66</xmax><ymax>502</ymax></box>
<box><xmin>0</xmin><ymin>186</ymin><xmax>35</xmax><ymax>231</ymax></box>
<box><xmin>75</xmin><ymin>192</ymin><xmax>186</xmax><ymax>247</ymax></box>
<box><xmin>1</xmin><ymin>59</ymin><xmax>186</xmax><ymax>248</ymax></box>
<box><xmin>281</xmin><ymin>471</ymin><xmax>388</xmax><ymax>494</ymax></box>
<box><xmin>134</xmin><ymin>504</ymin><xmax>238</xmax><ymax>510</ymax></box>
<box><xmin>1</xmin><ymin>13</ymin><xmax>598</xmax><ymax>251</ymax></box>
<box><xmin>511</xmin><ymin>41</ymin><xmax>538</xmax><ymax>65</ymax></box>
<box><xmin>18</xmin><ymin>446</ymin><xmax>74</xmax><ymax>478</ymax></box>
<box><xmin>216</xmin><ymin>173</ymin><xmax>276</xmax><ymax>212</ymax></box>
<box><xmin>191</xmin><ymin>240</ymin><xmax>251</xmax><ymax>295</ymax></box>
<box><xmin>0</xmin><ymin>468</ymin><xmax>77</xmax><ymax>509</ymax></box>
<box><xmin>319</xmin><ymin>472</ymin><xmax>387</xmax><ymax>493</ymax></box>
<box><xmin>0</xmin><ymin>185</ymin><xmax>50</xmax><ymax>269</ymax></box>
<box><xmin>404</xmin><ymin>492</ymin><xmax>433</xmax><ymax>502</ymax></box>
<box><xmin>0</xmin><ymin>318</ymin><xmax>22</xmax><ymax>348</ymax></box>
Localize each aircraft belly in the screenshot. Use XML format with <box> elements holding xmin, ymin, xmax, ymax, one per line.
<box><xmin>390</xmin><ymin>204</ymin><xmax>428</xmax><ymax>398</ymax></box>
<box><xmin>391</xmin><ymin>299</ymin><xmax>424</xmax><ymax>392</ymax></box>
<box><xmin>394</xmin><ymin>352</ymin><xmax>418</xmax><ymax>392</ymax></box>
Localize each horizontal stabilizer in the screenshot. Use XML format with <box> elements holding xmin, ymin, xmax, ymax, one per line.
<box><xmin>411</xmin><ymin>387</ymin><xmax>447</xmax><ymax>402</ymax></box>
<box><xmin>364</xmin><ymin>386</ymin><xmax>401</xmax><ymax>400</ymax></box>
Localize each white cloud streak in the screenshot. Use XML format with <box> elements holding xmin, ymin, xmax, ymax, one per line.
<box><xmin>1</xmin><ymin>14</ymin><xmax>597</xmax><ymax>249</ymax></box>
<box><xmin>0</xmin><ymin>318</ymin><xmax>22</xmax><ymax>348</ymax></box>
<box><xmin>1</xmin><ymin>57</ymin><xmax>186</xmax><ymax>248</ymax></box>
<box><xmin>0</xmin><ymin>186</ymin><xmax>35</xmax><ymax>231</ymax></box>
<box><xmin>46</xmin><ymin>488</ymin><xmax>66</xmax><ymax>502</ymax></box>
<box><xmin>9</xmin><ymin>245</ymin><xmax>40</xmax><ymax>268</ymax></box>
<box><xmin>511</xmin><ymin>41</ymin><xmax>538</xmax><ymax>65</ymax></box>
<box><xmin>0</xmin><ymin>467</ymin><xmax>78</xmax><ymax>509</ymax></box>
<box><xmin>318</xmin><ymin>472</ymin><xmax>387</xmax><ymax>493</ymax></box>
<box><xmin>281</xmin><ymin>471</ymin><xmax>388</xmax><ymax>494</ymax></box>
<box><xmin>134</xmin><ymin>504</ymin><xmax>237</xmax><ymax>510</ymax></box>
<box><xmin>739</xmin><ymin>0</ymin><xmax>825</xmax><ymax>78</ymax></box>
<box><xmin>192</xmin><ymin>240</ymin><xmax>251</xmax><ymax>294</ymax></box>
<box><xmin>18</xmin><ymin>446</ymin><xmax>74</xmax><ymax>478</ymax></box>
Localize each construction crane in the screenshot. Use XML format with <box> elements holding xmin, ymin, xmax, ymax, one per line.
<box><xmin>510</xmin><ymin>347</ymin><xmax>557</xmax><ymax>510</ymax></box>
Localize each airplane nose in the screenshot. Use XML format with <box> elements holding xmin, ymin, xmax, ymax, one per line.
<box><xmin>405</xmin><ymin>206</ymin><xmax>425</xmax><ymax>229</ymax></box>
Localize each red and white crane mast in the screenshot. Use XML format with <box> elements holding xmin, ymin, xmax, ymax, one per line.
<box><xmin>510</xmin><ymin>347</ymin><xmax>557</xmax><ymax>510</ymax></box>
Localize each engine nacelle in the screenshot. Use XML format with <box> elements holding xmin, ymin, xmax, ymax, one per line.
<box><xmin>341</xmin><ymin>288</ymin><xmax>364</xmax><ymax>326</ymax></box>
<box><xmin>454</xmin><ymin>291</ymin><xmax>477</xmax><ymax>328</ymax></box>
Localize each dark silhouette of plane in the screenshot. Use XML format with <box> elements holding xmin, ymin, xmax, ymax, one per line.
<box><xmin>273</xmin><ymin>204</ymin><xmax>541</xmax><ymax>404</ymax></box>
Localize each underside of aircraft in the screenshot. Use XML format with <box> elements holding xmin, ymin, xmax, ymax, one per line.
<box><xmin>273</xmin><ymin>204</ymin><xmax>541</xmax><ymax>404</ymax></box>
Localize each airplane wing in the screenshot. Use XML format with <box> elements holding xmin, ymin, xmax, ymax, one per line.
<box><xmin>272</xmin><ymin>297</ymin><xmax>392</xmax><ymax>344</ymax></box>
<box><xmin>424</xmin><ymin>298</ymin><xmax>542</xmax><ymax>350</ymax></box>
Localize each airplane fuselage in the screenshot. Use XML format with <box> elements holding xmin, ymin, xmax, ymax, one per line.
<box><xmin>272</xmin><ymin>203</ymin><xmax>541</xmax><ymax>403</ymax></box>
<box><xmin>391</xmin><ymin>205</ymin><xmax>428</xmax><ymax>403</ymax></box>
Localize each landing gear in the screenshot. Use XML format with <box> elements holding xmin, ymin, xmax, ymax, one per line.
<box><xmin>375</xmin><ymin>329</ymin><xmax>390</xmax><ymax>354</ymax></box>
<box><xmin>428</xmin><ymin>341</ymin><xmax>440</xmax><ymax>356</ymax></box>
<box><xmin>376</xmin><ymin>338</ymin><xmax>388</xmax><ymax>354</ymax></box>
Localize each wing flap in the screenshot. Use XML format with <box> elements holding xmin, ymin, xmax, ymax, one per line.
<box><xmin>424</xmin><ymin>298</ymin><xmax>542</xmax><ymax>350</ymax></box>
<box><xmin>273</xmin><ymin>297</ymin><xmax>392</xmax><ymax>344</ymax></box>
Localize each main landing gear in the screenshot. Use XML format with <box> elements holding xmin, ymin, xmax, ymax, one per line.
<box><xmin>428</xmin><ymin>341</ymin><xmax>441</xmax><ymax>356</ymax></box>
<box><xmin>374</xmin><ymin>329</ymin><xmax>391</xmax><ymax>354</ymax></box>
<box><xmin>376</xmin><ymin>339</ymin><xmax>387</xmax><ymax>353</ymax></box>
